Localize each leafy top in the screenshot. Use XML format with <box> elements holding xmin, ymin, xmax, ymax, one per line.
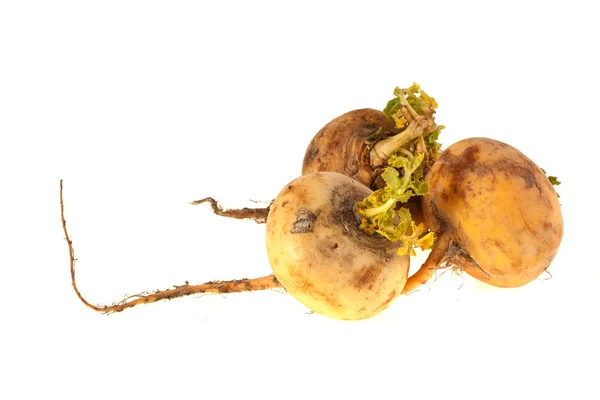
<box><xmin>356</xmin><ymin>152</ymin><xmax>435</xmax><ymax>256</ymax></box>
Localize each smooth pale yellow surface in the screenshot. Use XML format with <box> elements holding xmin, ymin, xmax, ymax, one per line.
<box><xmin>422</xmin><ymin>138</ymin><xmax>564</xmax><ymax>288</ymax></box>
<box><xmin>266</xmin><ymin>172</ymin><xmax>409</xmax><ymax>320</ymax></box>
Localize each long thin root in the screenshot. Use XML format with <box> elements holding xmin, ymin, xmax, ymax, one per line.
<box><xmin>92</xmin><ymin>275</ymin><xmax>281</xmax><ymax>313</ymax></box>
<box><xmin>60</xmin><ymin>180</ymin><xmax>282</xmax><ymax>314</ymax></box>
<box><xmin>402</xmin><ymin>231</ymin><xmax>452</xmax><ymax>294</ymax></box>
<box><xmin>190</xmin><ymin>197</ymin><xmax>271</xmax><ymax>224</ymax></box>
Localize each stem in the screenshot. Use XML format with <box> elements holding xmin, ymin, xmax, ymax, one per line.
<box><xmin>60</xmin><ymin>180</ymin><xmax>282</xmax><ymax>314</ymax></box>
<box><xmin>395</xmin><ymin>147</ymin><xmax>415</xmax><ymax>162</ymax></box>
<box><xmin>371</xmin><ymin>117</ymin><xmax>433</xmax><ymax>160</ymax></box>
<box><xmin>401</xmin><ymin>231</ymin><xmax>452</xmax><ymax>294</ymax></box>
<box><xmin>362</xmin><ymin>197</ymin><xmax>396</xmax><ymax>218</ymax></box>
<box><xmin>401</xmin><ymin>163</ymin><xmax>414</xmax><ymax>191</ymax></box>
<box><xmin>397</xmin><ymin>93</ymin><xmax>420</xmax><ymax>120</ymax></box>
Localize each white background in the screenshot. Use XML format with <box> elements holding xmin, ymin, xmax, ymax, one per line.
<box><xmin>1</xmin><ymin>1</ymin><xmax>598</xmax><ymax>399</ymax></box>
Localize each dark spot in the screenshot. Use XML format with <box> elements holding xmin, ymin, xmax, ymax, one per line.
<box><xmin>332</xmin><ymin>243</ymin><xmax>339</xmax><ymax>249</ymax></box>
<box><xmin>461</xmin><ymin>181</ymin><xmax>474</xmax><ymax>202</ymax></box>
<box><xmin>342</xmin><ymin>252</ymin><xmax>356</xmax><ymax>267</ymax></box>
<box><xmin>440</xmin><ymin>191</ymin><xmax>449</xmax><ymax>203</ymax></box>
<box><xmin>291</xmin><ymin>209</ymin><xmax>320</xmax><ymax>233</ymax></box>
<box><xmin>281</xmin><ymin>200</ymin><xmax>289</xmax><ymax>208</ymax></box>
<box><xmin>288</xmin><ymin>185</ymin><xmax>292</xmax><ymax>190</ymax></box>
<box><xmin>317</xmin><ymin>241</ymin><xmax>334</xmax><ymax>258</ymax></box>
<box><xmin>462</xmin><ymin>145</ymin><xmax>480</xmax><ymax>163</ymax></box>
<box><xmin>220</xmin><ymin>286</ymin><xmax>230</xmax><ymax>293</ymax></box>
<box><xmin>325</xmin><ymin>181</ymin><xmax>404</xmax><ymax>257</ymax></box>
<box><xmin>305</xmin><ymin>145</ymin><xmax>319</xmax><ymax>162</ymax></box>
<box><xmin>351</xmin><ymin>264</ymin><xmax>383</xmax><ymax>290</ymax></box>
<box><xmin>520</xmin><ymin>170</ymin><xmax>537</xmax><ymax>189</ymax></box>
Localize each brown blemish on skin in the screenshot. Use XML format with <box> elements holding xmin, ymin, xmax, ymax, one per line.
<box><xmin>432</xmin><ymin>144</ymin><xmax>488</xmax><ymax>212</ymax></box>
<box><xmin>342</xmin><ymin>252</ymin><xmax>356</xmax><ymax>267</ymax></box>
<box><xmin>374</xmin><ymin>290</ymin><xmax>397</xmax><ymax>313</ymax></box>
<box><xmin>493</xmin><ymin>157</ymin><xmax>542</xmax><ymax>194</ymax></box>
<box><xmin>286</xmin><ymin>271</ymin><xmax>339</xmax><ymax>310</ymax></box>
<box><xmin>462</xmin><ymin>144</ymin><xmax>481</xmax><ymax>163</ymax></box>
<box><xmin>440</xmin><ymin>191</ymin><xmax>449</xmax><ymax>203</ymax></box>
<box><xmin>317</xmin><ymin>239</ymin><xmax>341</xmax><ymax>259</ymax></box>
<box><xmin>291</xmin><ymin>209</ymin><xmax>320</xmax><ymax>233</ymax></box>
<box><xmin>304</xmin><ymin>144</ymin><xmax>319</xmax><ymax>164</ymax></box>
<box><xmin>520</xmin><ymin>170</ymin><xmax>537</xmax><ymax>189</ymax></box>
<box><xmin>351</xmin><ymin>264</ymin><xmax>383</xmax><ymax>290</ymax></box>
<box><xmin>490</xmin><ymin>238</ymin><xmax>521</xmax><ymax>270</ymax></box>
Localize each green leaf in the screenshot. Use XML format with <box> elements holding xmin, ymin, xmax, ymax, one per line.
<box><xmin>424</xmin><ymin>125</ymin><xmax>444</xmax><ymax>151</ymax></box>
<box><xmin>409</xmin><ymin>180</ymin><xmax>430</xmax><ymax>196</ymax></box>
<box><xmin>541</xmin><ymin>168</ymin><xmax>561</xmax><ymax>197</ymax></box>
<box><xmin>356</xmin><ymin>150</ymin><xmax>433</xmax><ymax>255</ymax></box>
<box><xmin>383</xmin><ymin>97</ymin><xmax>402</xmax><ymax>120</ymax></box>
<box><xmin>548</xmin><ymin>176</ymin><xmax>561</xmax><ymax>186</ymax></box>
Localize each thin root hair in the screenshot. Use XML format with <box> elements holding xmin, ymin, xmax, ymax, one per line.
<box><xmin>539</xmin><ymin>269</ymin><xmax>554</xmax><ymax>281</ymax></box>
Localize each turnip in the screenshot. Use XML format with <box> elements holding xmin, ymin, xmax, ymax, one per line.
<box><xmin>265</xmin><ymin>172</ymin><xmax>410</xmax><ymax>320</ymax></box>
<box><xmin>402</xmin><ymin>138</ymin><xmax>564</xmax><ymax>292</ymax></box>
<box><xmin>302</xmin><ymin>84</ymin><xmax>444</xmax><ymax>190</ymax></box>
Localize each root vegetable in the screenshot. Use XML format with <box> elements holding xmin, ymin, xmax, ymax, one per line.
<box><xmin>265</xmin><ymin>172</ymin><xmax>409</xmax><ymax>320</ymax></box>
<box><xmin>405</xmin><ymin>137</ymin><xmax>564</xmax><ymax>291</ymax></box>
<box><xmin>302</xmin><ymin>108</ymin><xmax>395</xmax><ymax>188</ymax></box>
<box><xmin>302</xmin><ymin>85</ymin><xmax>443</xmax><ymax>191</ymax></box>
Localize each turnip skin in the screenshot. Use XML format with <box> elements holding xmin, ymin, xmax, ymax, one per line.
<box><xmin>302</xmin><ymin>109</ymin><xmax>395</xmax><ymax>189</ymax></box>
<box><xmin>421</xmin><ymin>137</ymin><xmax>564</xmax><ymax>288</ymax></box>
<box><xmin>266</xmin><ymin>172</ymin><xmax>409</xmax><ymax>320</ymax></box>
